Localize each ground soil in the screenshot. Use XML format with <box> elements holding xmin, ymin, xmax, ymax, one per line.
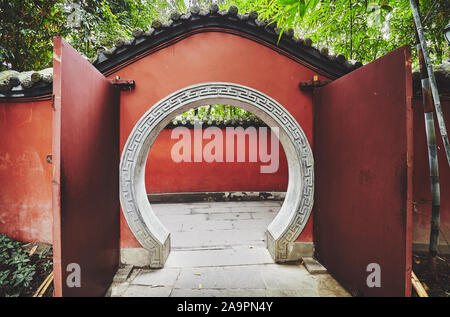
<box><xmin>412</xmin><ymin>252</ymin><xmax>450</xmax><ymax>297</ymax></box>
<box><xmin>24</xmin><ymin>255</ymin><xmax>53</xmax><ymax>297</ymax></box>
<box><xmin>21</xmin><ymin>244</ymin><xmax>53</xmax><ymax>297</ymax></box>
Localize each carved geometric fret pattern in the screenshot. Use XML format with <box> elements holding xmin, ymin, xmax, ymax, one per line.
<box><xmin>119</xmin><ymin>82</ymin><xmax>314</xmax><ymax>265</ymax></box>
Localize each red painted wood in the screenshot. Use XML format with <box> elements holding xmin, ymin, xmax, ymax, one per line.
<box><xmin>52</xmin><ymin>37</ymin><xmax>120</xmax><ymax>296</ymax></box>
<box><xmin>111</xmin><ymin>32</ymin><xmax>325</xmax><ymax>248</ymax></box>
<box><xmin>314</xmin><ymin>46</ymin><xmax>413</xmax><ymax>296</ymax></box>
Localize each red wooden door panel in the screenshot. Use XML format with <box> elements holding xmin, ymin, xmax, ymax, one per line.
<box><xmin>314</xmin><ymin>46</ymin><xmax>413</xmax><ymax>296</ymax></box>
<box><xmin>52</xmin><ymin>37</ymin><xmax>120</xmax><ymax>296</ymax></box>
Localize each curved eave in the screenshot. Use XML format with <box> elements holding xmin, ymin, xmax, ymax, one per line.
<box><xmin>0</xmin><ymin>83</ymin><xmax>52</xmax><ymax>99</ymax></box>
<box><xmin>93</xmin><ymin>12</ymin><xmax>356</xmax><ymax>78</ymax></box>
<box><xmin>1</xmin><ymin>8</ymin><xmax>362</xmax><ymax>99</ymax></box>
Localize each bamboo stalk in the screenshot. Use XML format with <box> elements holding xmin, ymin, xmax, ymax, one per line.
<box><xmin>411</xmin><ymin>271</ymin><xmax>429</xmax><ymax>297</ymax></box>
<box><xmin>410</xmin><ymin>0</ymin><xmax>450</xmax><ymax>166</ymax></box>
<box><xmin>38</xmin><ymin>272</ymin><xmax>54</xmax><ymax>297</ymax></box>
<box><xmin>418</xmin><ymin>42</ymin><xmax>441</xmax><ymax>261</ymax></box>
<box><xmin>412</xmin><ymin>1</ymin><xmax>441</xmax><ymax>276</ymax></box>
<box><xmin>33</xmin><ymin>271</ymin><xmax>53</xmax><ymax>297</ymax></box>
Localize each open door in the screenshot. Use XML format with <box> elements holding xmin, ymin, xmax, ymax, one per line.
<box><xmin>52</xmin><ymin>37</ymin><xmax>120</xmax><ymax>296</ymax></box>
<box><xmin>314</xmin><ymin>46</ymin><xmax>413</xmax><ymax>296</ymax></box>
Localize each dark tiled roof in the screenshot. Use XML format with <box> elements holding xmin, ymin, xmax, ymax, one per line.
<box><xmin>0</xmin><ymin>68</ymin><xmax>53</xmax><ymax>98</ymax></box>
<box><xmin>1</xmin><ymin>5</ymin><xmax>448</xmax><ymax>99</ymax></box>
<box><xmin>92</xmin><ymin>5</ymin><xmax>362</xmax><ymax>76</ymax></box>
<box><xmin>0</xmin><ymin>5</ymin><xmax>362</xmax><ymax>98</ymax></box>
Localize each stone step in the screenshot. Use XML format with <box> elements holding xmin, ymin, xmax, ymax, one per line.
<box><xmin>302</xmin><ymin>257</ymin><xmax>327</xmax><ymax>274</ymax></box>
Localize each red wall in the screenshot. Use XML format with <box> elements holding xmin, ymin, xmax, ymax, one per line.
<box><xmin>112</xmin><ymin>32</ymin><xmax>322</xmax><ymax>248</ymax></box>
<box><xmin>0</xmin><ymin>99</ymin><xmax>53</xmax><ymax>244</ymax></box>
<box><xmin>146</xmin><ymin>128</ymin><xmax>288</xmax><ymax>193</ymax></box>
<box><xmin>1</xmin><ymin>98</ymin><xmax>447</xmax><ymax>250</ymax></box>
<box><xmin>0</xmin><ymin>32</ymin><xmax>447</xmax><ymax>255</ymax></box>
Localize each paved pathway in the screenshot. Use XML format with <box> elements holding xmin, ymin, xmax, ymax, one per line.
<box><xmin>107</xmin><ymin>201</ymin><xmax>350</xmax><ymax>297</ymax></box>
<box><xmin>154</xmin><ymin>201</ymin><xmax>281</xmax><ymax>250</ymax></box>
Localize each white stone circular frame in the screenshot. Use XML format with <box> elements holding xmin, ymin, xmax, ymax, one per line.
<box><xmin>119</xmin><ymin>82</ymin><xmax>314</xmax><ymax>268</ymax></box>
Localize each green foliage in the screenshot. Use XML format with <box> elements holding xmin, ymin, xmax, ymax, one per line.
<box><xmin>2</xmin><ymin>0</ymin><xmax>448</xmax><ymax>117</ymax></box>
<box><xmin>63</xmin><ymin>0</ymin><xmax>173</xmax><ymax>60</ymax></box>
<box><xmin>177</xmin><ymin>104</ymin><xmax>254</xmax><ymax>121</ymax></box>
<box><xmin>0</xmin><ymin>234</ymin><xmax>34</xmax><ymax>296</ymax></box>
<box><xmin>1</xmin><ymin>0</ymin><xmax>448</xmax><ymax>72</ymax></box>
<box><xmin>250</xmin><ymin>0</ymin><xmax>449</xmax><ymax>65</ymax></box>
<box><xmin>0</xmin><ymin>234</ymin><xmax>52</xmax><ymax>297</ymax></box>
<box><xmin>0</xmin><ymin>0</ymin><xmax>69</xmax><ymax>71</ymax></box>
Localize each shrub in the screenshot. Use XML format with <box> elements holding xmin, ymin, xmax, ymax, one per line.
<box><xmin>0</xmin><ymin>234</ymin><xmax>52</xmax><ymax>297</ymax></box>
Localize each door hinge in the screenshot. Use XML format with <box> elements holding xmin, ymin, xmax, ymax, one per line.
<box><xmin>299</xmin><ymin>76</ymin><xmax>330</xmax><ymax>92</ymax></box>
<box><xmin>110</xmin><ymin>76</ymin><xmax>135</xmax><ymax>91</ymax></box>
<box><xmin>51</xmin><ymin>94</ymin><xmax>55</xmax><ymax>110</ymax></box>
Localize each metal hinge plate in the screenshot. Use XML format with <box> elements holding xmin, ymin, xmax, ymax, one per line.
<box><xmin>110</xmin><ymin>76</ymin><xmax>135</xmax><ymax>91</ymax></box>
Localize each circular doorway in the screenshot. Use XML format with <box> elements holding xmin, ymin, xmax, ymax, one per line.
<box><xmin>119</xmin><ymin>82</ymin><xmax>314</xmax><ymax>268</ymax></box>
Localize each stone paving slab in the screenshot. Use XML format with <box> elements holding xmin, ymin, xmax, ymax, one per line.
<box><xmin>206</xmin><ymin>212</ymin><xmax>254</xmax><ymax>221</ymax></box>
<box><xmin>250</xmin><ymin>211</ymin><xmax>278</xmax><ymax>220</ymax></box>
<box><xmin>152</xmin><ymin>204</ymin><xmax>194</xmax><ymax>215</ymax></box>
<box><xmin>302</xmin><ymin>257</ymin><xmax>328</xmax><ymax>274</ymax></box>
<box><xmin>107</xmin><ymin>202</ymin><xmax>350</xmax><ymax>297</ymax></box>
<box><xmin>113</xmin><ymin>265</ymin><xmax>134</xmax><ymax>283</ymax></box>
<box><xmin>182</xmin><ymin>220</ymin><xmax>234</xmax><ymax>231</ymax></box>
<box><xmin>156</xmin><ymin>214</ymin><xmax>206</xmax><ymax>233</ymax></box>
<box><xmin>154</xmin><ymin>202</ymin><xmax>212</xmax><ymax>209</ymax></box>
<box><xmin>231</xmin><ymin>219</ymin><xmax>273</xmax><ymax>229</ymax></box>
<box><xmin>190</xmin><ymin>207</ymin><xmax>235</xmax><ymax>214</ymax></box>
<box><xmin>181</xmin><ymin>202</ymin><xmax>214</xmax><ymax>208</ymax></box>
<box><xmin>316</xmin><ymin>274</ymin><xmax>351</xmax><ymax>297</ymax></box>
<box><xmin>225</xmin><ymin>206</ymin><xmax>280</xmax><ymax>214</ymax></box>
<box><xmin>107</xmin><ymin>282</ymin><xmax>130</xmax><ymax>297</ymax></box>
<box><xmin>265</xmin><ymin>288</ymin><xmax>319</xmax><ymax>297</ymax></box>
<box><xmin>171</xmin><ymin>229</ymin><xmax>265</xmax><ymax>249</ymax></box>
<box><xmin>158</xmin><ymin>214</ymin><xmax>207</xmax><ymax>224</ymax></box>
<box><xmin>174</xmin><ymin>265</ymin><xmax>267</xmax><ymax>290</ymax></box>
<box><xmin>165</xmin><ymin>248</ymin><xmax>274</xmax><ymax>268</ymax></box>
<box><xmin>170</xmin><ymin>288</ymin><xmax>268</xmax><ymax>297</ymax></box>
<box><xmin>131</xmin><ymin>268</ymin><xmax>181</xmax><ymax>287</ymax></box>
<box><xmin>123</xmin><ymin>285</ymin><xmax>173</xmax><ymax>297</ymax></box>
<box><xmin>153</xmin><ymin>201</ymin><xmax>280</xmax><ymax>250</ymax></box>
<box><xmin>261</xmin><ymin>264</ymin><xmax>317</xmax><ymax>290</ymax></box>
<box><xmin>107</xmin><ymin>261</ymin><xmax>351</xmax><ymax>297</ymax></box>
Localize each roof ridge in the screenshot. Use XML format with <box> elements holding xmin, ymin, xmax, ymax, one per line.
<box><xmin>1</xmin><ymin>4</ymin><xmax>448</xmax><ymax>99</ymax></box>
<box><xmin>0</xmin><ymin>5</ymin><xmax>362</xmax><ymax>97</ymax></box>
<box><xmin>92</xmin><ymin>4</ymin><xmax>362</xmax><ymax>74</ymax></box>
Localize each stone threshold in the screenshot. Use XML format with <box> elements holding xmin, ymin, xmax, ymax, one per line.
<box><xmin>121</xmin><ymin>242</ymin><xmax>313</xmax><ymax>268</ymax></box>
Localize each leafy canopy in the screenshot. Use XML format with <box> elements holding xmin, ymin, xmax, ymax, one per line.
<box><xmin>1</xmin><ymin>0</ymin><xmax>448</xmax><ymax>72</ymax></box>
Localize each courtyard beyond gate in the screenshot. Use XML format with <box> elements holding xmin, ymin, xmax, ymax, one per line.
<box><xmin>107</xmin><ymin>201</ymin><xmax>350</xmax><ymax>297</ymax></box>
